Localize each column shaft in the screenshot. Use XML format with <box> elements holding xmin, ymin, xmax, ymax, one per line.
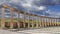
<box><xmin>23</xmin><ymin>12</ymin><xmax>26</xmax><ymax>28</ymax></box>
<box><xmin>46</xmin><ymin>18</ymin><xmax>47</xmax><ymax>27</ymax></box>
<box><xmin>41</xmin><ymin>17</ymin><xmax>44</xmax><ymax>27</ymax></box>
<box><xmin>10</xmin><ymin>8</ymin><xmax>14</xmax><ymax>29</ymax></box>
<box><xmin>54</xmin><ymin>19</ymin><xmax>55</xmax><ymax>26</ymax></box>
<box><xmin>17</xmin><ymin>11</ymin><xmax>20</xmax><ymax>29</ymax></box>
<box><xmin>51</xmin><ymin>19</ymin><xmax>52</xmax><ymax>26</ymax></box>
<box><xmin>52</xmin><ymin>19</ymin><xmax>54</xmax><ymax>26</ymax></box>
<box><xmin>28</xmin><ymin>14</ymin><xmax>30</xmax><ymax>28</ymax></box>
<box><xmin>48</xmin><ymin>18</ymin><xmax>50</xmax><ymax>27</ymax></box>
<box><xmin>36</xmin><ymin>16</ymin><xmax>38</xmax><ymax>28</ymax></box>
<box><xmin>32</xmin><ymin>15</ymin><xmax>34</xmax><ymax>28</ymax></box>
<box><xmin>49</xmin><ymin>19</ymin><xmax>51</xmax><ymax>26</ymax></box>
<box><xmin>1</xmin><ymin>7</ymin><xmax>5</xmax><ymax>28</ymax></box>
<box><xmin>54</xmin><ymin>19</ymin><xmax>56</xmax><ymax>26</ymax></box>
<box><xmin>56</xmin><ymin>19</ymin><xmax>57</xmax><ymax>26</ymax></box>
<box><xmin>39</xmin><ymin>17</ymin><xmax>41</xmax><ymax>27</ymax></box>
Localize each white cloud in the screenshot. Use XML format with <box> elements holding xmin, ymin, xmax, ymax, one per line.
<box><xmin>38</xmin><ymin>6</ymin><xmax>46</xmax><ymax>10</ymax></box>
<box><xmin>45</xmin><ymin>10</ymin><xmax>52</xmax><ymax>14</ymax></box>
<box><xmin>22</xmin><ymin>3</ymin><xmax>32</xmax><ymax>7</ymax></box>
<box><xmin>45</xmin><ymin>10</ymin><xmax>60</xmax><ymax>18</ymax></box>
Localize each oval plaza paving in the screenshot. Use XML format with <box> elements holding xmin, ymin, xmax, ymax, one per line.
<box><xmin>0</xmin><ymin>4</ymin><xmax>60</xmax><ymax>29</ymax></box>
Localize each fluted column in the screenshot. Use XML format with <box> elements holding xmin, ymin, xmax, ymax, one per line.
<box><xmin>56</xmin><ymin>19</ymin><xmax>57</xmax><ymax>26</ymax></box>
<box><xmin>39</xmin><ymin>17</ymin><xmax>41</xmax><ymax>27</ymax></box>
<box><xmin>48</xmin><ymin>18</ymin><xmax>49</xmax><ymax>26</ymax></box>
<box><xmin>28</xmin><ymin>14</ymin><xmax>30</xmax><ymax>28</ymax></box>
<box><xmin>39</xmin><ymin>17</ymin><xmax>41</xmax><ymax>28</ymax></box>
<box><xmin>10</xmin><ymin>8</ymin><xmax>14</xmax><ymax>29</ymax></box>
<box><xmin>54</xmin><ymin>19</ymin><xmax>55</xmax><ymax>26</ymax></box>
<box><xmin>36</xmin><ymin>16</ymin><xmax>38</xmax><ymax>28</ymax></box>
<box><xmin>49</xmin><ymin>18</ymin><xmax>50</xmax><ymax>26</ymax></box>
<box><xmin>32</xmin><ymin>15</ymin><xmax>34</xmax><ymax>28</ymax></box>
<box><xmin>57</xmin><ymin>19</ymin><xmax>59</xmax><ymax>26</ymax></box>
<box><xmin>52</xmin><ymin>19</ymin><xmax>54</xmax><ymax>26</ymax></box>
<box><xmin>49</xmin><ymin>18</ymin><xmax>51</xmax><ymax>26</ymax></box>
<box><xmin>44</xmin><ymin>18</ymin><xmax>46</xmax><ymax>27</ymax></box>
<box><xmin>55</xmin><ymin>19</ymin><xmax>56</xmax><ymax>26</ymax></box>
<box><xmin>41</xmin><ymin>17</ymin><xmax>44</xmax><ymax>27</ymax></box>
<box><xmin>56</xmin><ymin>19</ymin><xmax>58</xmax><ymax>26</ymax></box>
<box><xmin>46</xmin><ymin>18</ymin><xmax>48</xmax><ymax>27</ymax></box>
<box><xmin>47</xmin><ymin>18</ymin><xmax>48</xmax><ymax>26</ymax></box>
<box><xmin>1</xmin><ymin>7</ymin><xmax>5</xmax><ymax>29</ymax></box>
<box><xmin>52</xmin><ymin>19</ymin><xmax>53</xmax><ymax>26</ymax></box>
<box><xmin>40</xmin><ymin>18</ymin><xmax>42</xmax><ymax>27</ymax></box>
<box><xmin>23</xmin><ymin>12</ymin><xmax>26</xmax><ymax>28</ymax></box>
<box><xmin>57</xmin><ymin>18</ymin><xmax>59</xmax><ymax>26</ymax></box>
<box><xmin>17</xmin><ymin>11</ymin><xmax>20</xmax><ymax>29</ymax></box>
<box><xmin>51</xmin><ymin>18</ymin><xmax>53</xmax><ymax>26</ymax></box>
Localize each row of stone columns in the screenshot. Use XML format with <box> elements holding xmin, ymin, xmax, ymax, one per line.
<box><xmin>0</xmin><ymin>7</ymin><xmax>60</xmax><ymax>29</ymax></box>
<box><xmin>0</xmin><ymin>8</ymin><xmax>21</xmax><ymax>29</ymax></box>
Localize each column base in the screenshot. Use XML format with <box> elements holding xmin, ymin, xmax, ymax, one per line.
<box><xmin>0</xmin><ymin>27</ymin><xmax>7</xmax><ymax>30</ymax></box>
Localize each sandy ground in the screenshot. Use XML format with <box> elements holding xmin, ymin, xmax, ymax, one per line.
<box><xmin>17</xmin><ymin>27</ymin><xmax>60</xmax><ymax>34</ymax></box>
<box><xmin>0</xmin><ymin>27</ymin><xmax>60</xmax><ymax>34</ymax></box>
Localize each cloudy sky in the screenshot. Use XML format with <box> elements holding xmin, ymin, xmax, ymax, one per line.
<box><xmin>0</xmin><ymin>0</ymin><xmax>60</xmax><ymax>18</ymax></box>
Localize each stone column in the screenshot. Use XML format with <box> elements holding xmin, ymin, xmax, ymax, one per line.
<box><xmin>49</xmin><ymin>18</ymin><xmax>51</xmax><ymax>26</ymax></box>
<box><xmin>58</xmin><ymin>18</ymin><xmax>59</xmax><ymax>26</ymax></box>
<box><xmin>56</xmin><ymin>19</ymin><xmax>57</xmax><ymax>26</ymax></box>
<box><xmin>23</xmin><ymin>12</ymin><xmax>26</xmax><ymax>28</ymax></box>
<box><xmin>28</xmin><ymin>14</ymin><xmax>30</xmax><ymax>28</ymax></box>
<box><xmin>10</xmin><ymin>8</ymin><xmax>14</xmax><ymax>29</ymax></box>
<box><xmin>39</xmin><ymin>17</ymin><xmax>41</xmax><ymax>27</ymax></box>
<box><xmin>57</xmin><ymin>19</ymin><xmax>58</xmax><ymax>26</ymax></box>
<box><xmin>51</xmin><ymin>18</ymin><xmax>53</xmax><ymax>26</ymax></box>
<box><xmin>47</xmin><ymin>18</ymin><xmax>48</xmax><ymax>26</ymax></box>
<box><xmin>53</xmin><ymin>18</ymin><xmax>55</xmax><ymax>26</ymax></box>
<box><xmin>45</xmin><ymin>18</ymin><xmax>47</xmax><ymax>27</ymax></box>
<box><xmin>40</xmin><ymin>18</ymin><xmax>42</xmax><ymax>27</ymax></box>
<box><xmin>57</xmin><ymin>19</ymin><xmax>59</xmax><ymax>26</ymax></box>
<box><xmin>17</xmin><ymin>11</ymin><xmax>20</xmax><ymax>29</ymax></box>
<box><xmin>53</xmin><ymin>19</ymin><xmax>55</xmax><ymax>26</ymax></box>
<box><xmin>43</xmin><ymin>18</ymin><xmax>45</xmax><ymax>27</ymax></box>
<box><xmin>1</xmin><ymin>7</ymin><xmax>5</xmax><ymax>29</ymax></box>
<box><xmin>54</xmin><ymin>19</ymin><xmax>55</xmax><ymax>26</ymax></box>
<box><xmin>39</xmin><ymin>17</ymin><xmax>41</xmax><ymax>28</ymax></box>
<box><xmin>32</xmin><ymin>15</ymin><xmax>34</xmax><ymax>28</ymax></box>
<box><xmin>49</xmin><ymin>18</ymin><xmax>50</xmax><ymax>26</ymax></box>
<box><xmin>41</xmin><ymin>17</ymin><xmax>44</xmax><ymax>27</ymax></box>
<box><xmin>56</xmin><ymin>19</ymin><xmax>58</xmax><ymax>26</ymax></box>
<box><xmin>52</xmin><ymin>19</ymin><xmax>54</xmax><ymax>26</ymax></box>
<box><xmin>38</xmin><ymin>16</ymin><xmax>40</xmax><ymax>28</ymax></box>
<box><xmin>44</xmin><ymin>18</ymin><xmax>46</xmax><ymax>27</ymax></box>
<box><xmin>54</xmin><ymin>19</ymin><xmax>56</xmax><ymax>26</ymax></box>
<box><xmin>53</xmin><ymin>19</ymin><xmax>54</xmax><ymax>26</ymax></box>
<box><xmin>51</xmin><ymin>18</ymin><xmax>52</xmax><ymax>26</ymax></box>
<box><xmin>48</xmin><ymin>18</ymin><xmax>50</xmax><ymax>27</ymax></box>
<box><xmin>47</xmin><ymin>18</ymin><xmax>49</xmax><ymax>27</ymax></box>
<box><xmin>36</xmin><ymin>16</ymin><xmax>38</xmax><ymax>28</ymax></box>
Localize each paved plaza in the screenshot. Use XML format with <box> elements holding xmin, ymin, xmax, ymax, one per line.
<box><xmin>0</xmin><ymin>27</ymin><xmax>60</xmax><ymax>34</ymax></box>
